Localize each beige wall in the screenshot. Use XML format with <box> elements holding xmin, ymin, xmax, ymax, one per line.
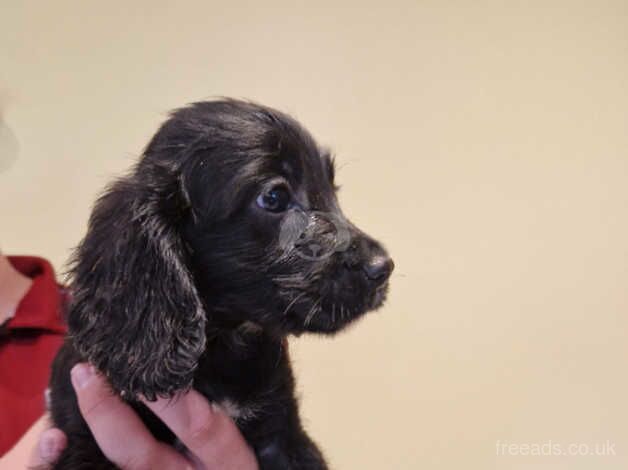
<box><xmin>2</xmin><ymin>1</ymin><xmax>627</xmax><ymax>468</ymax></box>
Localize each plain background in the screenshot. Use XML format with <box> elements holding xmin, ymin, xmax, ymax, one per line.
<box><xmin>1</xmin><ymin>1</ymin><xmax>627</xmax><ymax>469</ymax></box>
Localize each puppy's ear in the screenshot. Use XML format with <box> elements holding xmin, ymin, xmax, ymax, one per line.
<box><xmin>67</xmin><ymin>172</ymin><xmax>205</xmax><ymax>400</ymax></box>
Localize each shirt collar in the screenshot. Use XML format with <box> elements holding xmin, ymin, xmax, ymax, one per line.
<box><xmin>5</xmin><ymin>256</ymin><xmax>66</xmax><ymax>334</ymax></box>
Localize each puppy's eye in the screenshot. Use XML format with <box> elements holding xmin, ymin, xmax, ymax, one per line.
<box><xmin>256</xmin><ymin>186</ymin><xmax>291</xmax><ymax>213</ymax></box>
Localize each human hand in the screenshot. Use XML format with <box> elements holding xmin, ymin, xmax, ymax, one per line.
<box><xmin>29</xmin><ymin>363</ymin><xmax>259</xmax><ymax>469</ymax></box>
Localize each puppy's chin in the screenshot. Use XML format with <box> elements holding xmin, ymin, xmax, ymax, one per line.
<box><xmin>283</xmin><ymin>281</ymin><xmax>390</xmax><ymax>335</ymax></box>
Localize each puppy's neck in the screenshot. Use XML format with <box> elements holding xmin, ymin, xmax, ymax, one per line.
<box><xmin>197</xmin><ymin>319</ymin><xmax>289</xmax><ymax>402</ymax></box>
<box><xmin>207</xmin><ymin>319</ymin><xmax>279</xmax><ymax>351</ymax></box>
<box><xmin>208</xmin><ymin>308</ymin><xmax>286</xmax><ymax>341</ymax></box>
<box><xmin>236</xmin><ymin>320</ymin><xmax>264</xmax><ymax>335</ymax></box>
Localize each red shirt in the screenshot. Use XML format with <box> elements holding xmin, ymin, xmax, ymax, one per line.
<box><xmin>0</xmin><ymin>256</ymin><xmax>67</xmax><ymax>456</ymax></box>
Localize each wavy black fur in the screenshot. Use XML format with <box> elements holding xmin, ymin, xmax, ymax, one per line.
<box><xmin>49</xmin><ymin>99</ymin><xmax>393</xmax><ymax>469</ymax></box>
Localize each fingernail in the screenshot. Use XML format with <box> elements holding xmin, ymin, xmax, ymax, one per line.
<box><xmin>71</xmin><ymin>363</ymin><xmax>95</xmax><ymax>389</ymax></box>
<box><xmin>40</xmin><ymin>433</ymin><xmax>61</xmax><ymax>462</ymax></box>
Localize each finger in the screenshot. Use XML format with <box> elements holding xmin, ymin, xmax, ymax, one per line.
<box><xmin>71</xmin><ymin>363</ymin><xmax>189</xmax><ymax>470</ymax></box>
<box><xmin>143</xmin><ymin>391</ymin><xmax>258</xmax><ymax>470</ymax></box>
<box><xmin>27</xmin><ymin>427</ymin><xmax>67</xmax><ymax>467</ymax></box>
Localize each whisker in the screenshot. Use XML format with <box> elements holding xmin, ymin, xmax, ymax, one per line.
<box><xmin>304</xmin><ymin>299</ymin><xmax>321</xmax><ymax>327</ymax></box>
<box><xmin>281</xmin><ymin>291</ymin><xmax>308</xmax><ymax>317</ymax></box>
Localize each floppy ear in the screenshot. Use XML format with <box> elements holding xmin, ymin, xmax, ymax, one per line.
<box><xmin>67</xmin><ymin>171</ymin><xmax>206</xmax><ymax>400</ymax></box>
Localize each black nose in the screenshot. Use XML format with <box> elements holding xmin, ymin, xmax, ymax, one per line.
<box><xmin>362</xmin><ymin>255</ymin><xmax>394</xmax><ymax>283</ymax></box>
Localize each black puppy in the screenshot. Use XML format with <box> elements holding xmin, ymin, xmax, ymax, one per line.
<box><xmin>49</xmin><ymin>99</ymin><xmax>393</xmax><ymax>469</ymax></box>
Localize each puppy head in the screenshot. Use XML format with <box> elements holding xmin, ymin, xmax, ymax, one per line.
<box><xmin>172</xmin><ymin>100</ymin><xmax>394</xmax><ymax>334</ymax></box>
<box><xmin>69</xmin><ymin>99</ymin><xmax>392</xmax><ymax>399</ymax></box>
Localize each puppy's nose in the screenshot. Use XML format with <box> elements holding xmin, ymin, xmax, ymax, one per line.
<box><xmin>362</xmin><ymin>255</ymin><xmax>394</xmax><ymax>284</ymax></box>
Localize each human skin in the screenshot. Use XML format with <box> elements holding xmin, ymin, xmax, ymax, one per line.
<box><xmin>27</xmin><ymin>364</ymin><xmax>259</xmax><ymax>469</ymax></box>
<box><xmin>0</xmin><ymin>253</ymin><xmax>32</xmax><ymax>325</ymax></box>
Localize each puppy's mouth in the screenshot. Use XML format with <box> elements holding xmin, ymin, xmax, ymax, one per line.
<box><xmin>280</xmin><ymin>280</ymin><xmax>389</xmax><ymax>334</ymax></box>
<box><xmin>371</xmin><ymin>282</ymin><xmax>389</xmax><ymax>309</ymax></box>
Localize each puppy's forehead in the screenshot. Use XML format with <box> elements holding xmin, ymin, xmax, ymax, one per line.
<box><xmin>273</xmin><ymin>131</ymin><xmax>327</xmax><ymax>187</ymax></box>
